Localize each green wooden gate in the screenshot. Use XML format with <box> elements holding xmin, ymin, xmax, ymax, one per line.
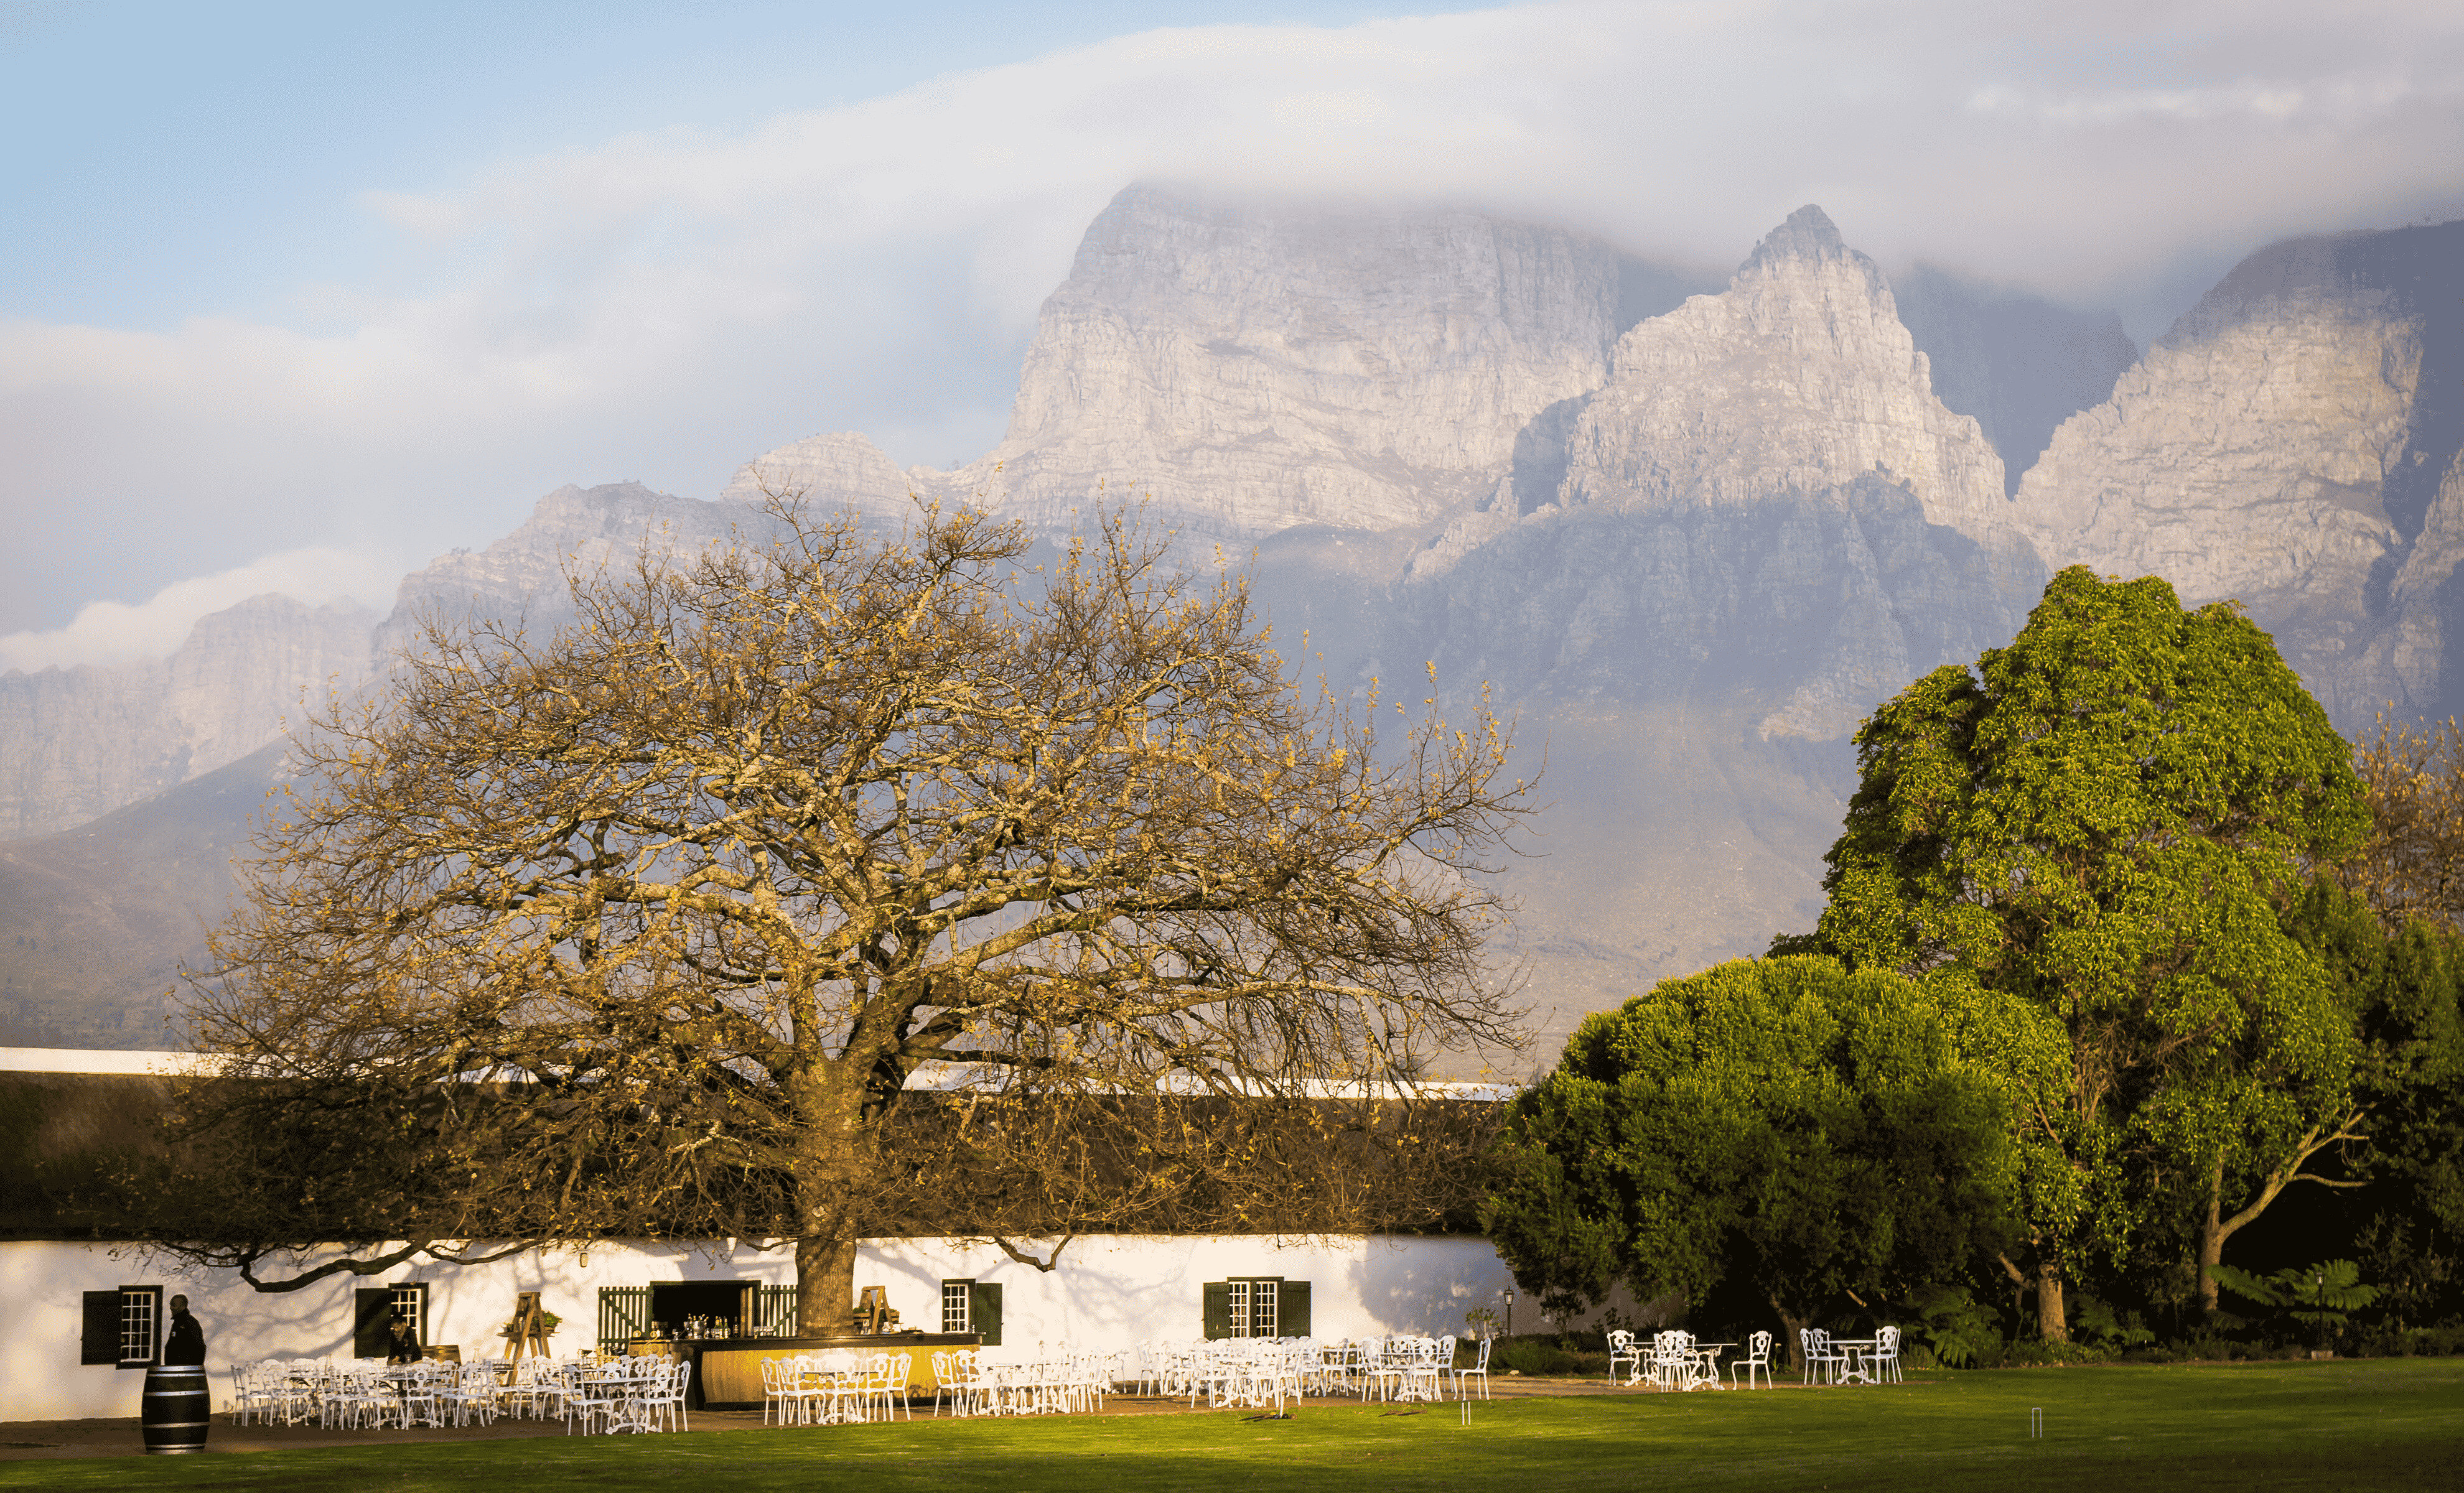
<box><xmin>755</xmin><ymin>1285</ymin><xmax>799</xmax><ymax>1336</ymax></box>
<box><xmin>597</xmin><ymin>1286</ymin><xmax>651</xmax><ymax>1356</ymax></box>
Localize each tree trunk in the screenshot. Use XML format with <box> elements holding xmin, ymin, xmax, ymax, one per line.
<box><xmin>1770</xmin><ymin>1296</ymin><xmax>1810</xmax><ymax>1369</ymax></box>
<box><xmin>796</xmin><ymin>1230</ymin><xmax>857</xmax><ymax>1336</ymax></box>
<box><xmin>2198</xmin><ymin>1154</ymin><xmax>2226</xmax><ymax>1314</ymax></box>
<box><xmin>790</xmin><ymin>1074</ymin><xmax>870</xmax><ymax>1337</ymax></box>
<box><xmin>2036</xmin><ymin>1267</ymin><xmax>2068</xmax><ymax>1342</ymax></box>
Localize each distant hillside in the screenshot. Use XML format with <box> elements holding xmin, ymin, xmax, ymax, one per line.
<box><xmin>0</xmin><ymin>742</ymin><xmax>287</xmax><ymax>1046</ymax></box>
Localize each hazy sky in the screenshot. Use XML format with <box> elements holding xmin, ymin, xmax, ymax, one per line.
<box><xmin>4</xmin><ymin>0</ymin><xmax>2460</xmax><ymax>667</ymax></box>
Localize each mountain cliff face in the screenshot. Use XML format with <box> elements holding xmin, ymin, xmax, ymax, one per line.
<box><xmin>1376</xmin><ymin>207</ymin><xmax>2053</xmax><ymax>1038</ymax></box>
<box><xmin>1893</xmin><ymin>264</ymin><xmax>2139</xmax><ymax>495</ymax></box>
<box><xmin>0</xmin><ymin>595</ymin><xmax>371</xmax><ymax>840</ymax></box>
<box><xmin>717</xmin><ymin>431</ymin><xmax>940</xmax><ymax>515</ymax></box>
<box><xmin>1409</xmin><ymin>207</ymin><xmax>2043</xmax><ymax>736</ymax></box>
<box><xmin>948</xmin><ymin>185</ymin><xmax>1714</xmax><ymax>539</ymax></box>
<box><xmin>2017</xmin><ymin>219</ymin><xmax>2464</xmax><ymax>727</ymax></box>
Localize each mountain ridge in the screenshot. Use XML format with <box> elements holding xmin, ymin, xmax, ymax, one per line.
<box><xmin>9</xmin><ymin>189</ymin><xmax>2460</xmax><ymax>1054</ymax></box>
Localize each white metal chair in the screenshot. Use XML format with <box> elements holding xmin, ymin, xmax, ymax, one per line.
<box><xmin>1729</xmin><ymin>1330</ymin><xmax>1774</xmax><ymax>1390</ymax></box>
<box><xmin>1870</xmin><ymin>1326</ymin><xmax>1903</xmax><ymax>1384</ymax></box>
<box><xmin>1654</xmin><ymin>1330</ymin><xmax>1719</xmax><ymax>1391</ymax></box>
<box><xmin>1800</xmin><ymin>1329</ymin><xmax>1848</xmax><ymax>1385</ymax></box>
<box><xmin>1607</xmin><ymin>1329</ymin><xmax>1643</xmax><ymax>1386</ymax></box>
<box><xmin>1453</xmin><ymin>1335</ymin><xmax>1493</xmax><ymax>1400</ymax></box>
<box><xmin>641</xmin><ymin>1359</ymin><xmax>690</xmax><ymax>1432</ymax></box>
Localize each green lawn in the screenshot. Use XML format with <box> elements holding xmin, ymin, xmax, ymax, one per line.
<box><xmin>12</xmin><ymin>1359</ymin><xmax>2461</xmax><ymax>1491</ymax></box>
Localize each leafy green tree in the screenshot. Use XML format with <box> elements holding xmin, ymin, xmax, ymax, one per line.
<box><xmin>2284</xmin><ymin>877</ymin><xmax>2464</xmax><ymax>1328</ymax></box>
<box><xmin>1479</xmin><ymin>955</ymin><xmax>2056</xmax><ymax>1347</ymax></box>
<box><xmin>1811</xmin><ymin>567</ymin><xmax>2369</xmax><ymax>1332</ymax></box>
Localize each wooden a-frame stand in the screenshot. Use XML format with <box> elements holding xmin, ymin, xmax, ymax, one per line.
<box><xmin>506</xmin><ymin>1290</ymin><xmax>554</xmax><ymax>1363</ymax></box>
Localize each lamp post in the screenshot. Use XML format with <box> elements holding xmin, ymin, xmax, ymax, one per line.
<box><xmin>1504</xmin><ymin>1290</ymin><xmax>1514</xmax><ymax>1338</ymax></box>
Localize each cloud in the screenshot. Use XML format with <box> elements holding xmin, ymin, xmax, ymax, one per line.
<box><xmin>0</xmin><ymin>547</ymin><xmax>399</xmax><ymax>674</ymax></box>
<box><xmin>5</xmin><ymin>0</ymin><xmax>2462</xmax><ymax>661</ymax></box>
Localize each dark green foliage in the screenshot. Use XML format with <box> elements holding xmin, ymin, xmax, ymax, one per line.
<box><xmin>1480</xmin><ymin>955</ymin><xmax>2046</xmax><ymax>1326</ymax></box>
<box><xmin>1804</xmin><ymin>566</ymin><xmax>2373</xmax><ymax>1314</ymax></box>
<box><xmin>2281</xmin><ymin>876</ymin><xmax>2464</xmax><ymax>1330</ymax></box>
<box><xmin>2210</xmin><ymin>1257</ymin><xmax>2381</xmax><ymax>1334</ymax></box>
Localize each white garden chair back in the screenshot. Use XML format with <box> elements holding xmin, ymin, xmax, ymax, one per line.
<box><xmin>1607</xmin><ymin>1329</ymin><xmax>1643</xmax><ymax>1385</ymax></box>
<box><xmin>1800</xmin><ymin>1329</ymin><xmax>1847</xmax><ymax>1385</ymax></box>
<box><xmin>1729</xmin><ymin>1330</ymin><xmax>1774</xmax><ymax>1390</ymax></box>
<box><xmin>1453</xmin><ymin>1335</ymin><xmax>1493</xmax><ymax>1400</ymax></box>
<box><xmin>1872</xmin><ymin>1325</ymin><xmax>1903</xmax><ymax>1384</ymax></box>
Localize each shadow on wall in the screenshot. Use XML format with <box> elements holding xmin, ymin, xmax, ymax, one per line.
<box><xmin>1350</xmin><ymin>1237</ymin><xmax>1518</xmax><ymax>1339</ymax></box>
<box><xmin>867</xmin><ymin>1239</ymin><xmax>1217</xmax><ymax>1346</ymax></box>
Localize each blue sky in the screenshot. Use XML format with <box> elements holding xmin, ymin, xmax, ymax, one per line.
<box><xmin>1</xmin><ymin>1</ymin><xmax>1449</xmax><ymax>328</ymax></box>
<box><xmin>4</xmin><ymin>0</ymin><xmax>2460</xmax><ymax>661</ymax></box>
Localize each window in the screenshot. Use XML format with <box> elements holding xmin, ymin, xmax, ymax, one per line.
<box><xmin>940</xmin><ymin>1280</ymin><xmax>1002</xmax><ymax>1344</ymax></box>
<box><xmin>391</xmin><ymin>1283</ymin><xmax>428</xmax><ymax>1345</ymax></box>
<box><xmin>1231</xmin><ymin>1279</ymin><xmax>1275</xmax><ymax>1338</ymax></box>
<box><xmin>353</xmin><ymin>1282</ymin><xmax>429</xmax><ymax>1358</ymax></box>
<box><xmin>1203</xmin><ymin>1278</ymin><xmax>1309</xmax><ymax>1339</ymax></box>
<box><xmin>80</xmin><ymin>1286</ymin><xmax>161</xmax><ymax>1368</ymax></box>
<box><xmin>119</xmin><ymin>1288</ymin><xmax>159</xmax><ymax>1365</ymax></box>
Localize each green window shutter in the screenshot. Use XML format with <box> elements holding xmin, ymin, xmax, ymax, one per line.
<box><xmin>969</xmin><ymin>1281</ymin><xmax>1003</xmax><ymax>1347</ymax></box>
<box><xmin>1278</xmin><ymin>1280</ymin><xmax>1311</xmax><ymax>1339</ymax></box>
<box><xmin>80</xmin><ymin>1291</ymin><xmax>119</xmax><ymax>1365</ymax></box>
<box><xmin>1203</xmin><ymin>1281</ymin><xmax>1231</xmax><ymax>1340</ymax></box>
<box><xmin>353</xmin><ymin>1288</ymin><xmax>393</xmax><ymax>1358</ymax></box>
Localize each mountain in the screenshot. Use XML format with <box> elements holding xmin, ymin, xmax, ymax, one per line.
<box><xmin>375</xmin><ymin>481</ymin><xmax>753</xmax><ymax>663</ymax></box>
<box><xmin>1892</xmin><ymin>264</ymin><xmax>2140</xmax><ymax>496</ymax></box>
<box><xmin>939</xmin><ymin>185</ymin><xmax>1719</xmax><ymax>540</ymax></box>
<box><xmin>1381</xmin><ymin>207</ymin><xmax>2050</xmax><ymax>1041</ymax></box>
<box><xmin>0</xmin><ymin>741</ymin><xmax>291</xmax><ymax>1046</ymax></box>
<box><xmin>0</xmin><ymin>595</ymin><xmax>372</xmax><ymax>840</ymax></box>
<box><xmin>2017</xmin><ymin>219</ymin><xmax>2464</xmax><ymax>728</ymax></box>
<box><xmin>7</xmin><ymin>186</ymin><xmax>2460</xmax><ymax>1057</ymax></box>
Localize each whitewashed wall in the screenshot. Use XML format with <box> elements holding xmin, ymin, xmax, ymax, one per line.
<box><xmin>1</xmin><ymin>1234</ymin><xmax>1517</xmax><ymax>1421</ymax></box>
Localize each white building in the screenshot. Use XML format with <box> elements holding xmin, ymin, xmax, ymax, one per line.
<box><xmin>1</xmin><ymin>1049</ymin><xmax>1530</xmax><ymax>1421</ymax></box>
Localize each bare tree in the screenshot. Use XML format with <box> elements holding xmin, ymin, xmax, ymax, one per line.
<box><xmin>169</xmin><ymin>498</ymin><xmax>1528</xmax><ymax>1326</ymax></box>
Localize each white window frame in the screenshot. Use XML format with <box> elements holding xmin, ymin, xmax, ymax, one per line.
<box><xmin>1228</xmin><ymin>1278</ymin><xmax>1279</xmax><ymax>1339</ymax></box>
<box><xmin>941</xmin><ymin>1280</ymin><xmax>971</xmax><ymax>1334</ymax></box>
<box><xmin>390</xmin><ymin>1282</ymin><xmax>429</xmax><ymax>1348</ymax></box>
<box><xmin>118</xmin><ymin>1285</ymin><xmax>162</xmax><ymax>1367</ymax></box>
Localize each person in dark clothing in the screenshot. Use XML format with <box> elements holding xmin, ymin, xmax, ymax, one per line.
<box><xmin>386</xmin><ymin>1313</ymin><xmax>422</xmax><ymax>1365</ymax></box>
<box><xmin>162</xmin><ymin>1295</ymin><xmax>205</xmax><ymax>1367</ymax></box>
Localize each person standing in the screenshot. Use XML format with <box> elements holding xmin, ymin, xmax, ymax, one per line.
<box><xmin>143</xmin><ymin>1295</ymin><xmax>209</xmax><ymax>1454</ymax></box>
<box><xmin>162</xmin><ymin>1295</ymin><xmax>205</xmax><ymax>1365</ymax></box>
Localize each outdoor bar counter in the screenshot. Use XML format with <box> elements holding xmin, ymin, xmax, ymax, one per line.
<box><xmin>640</xmin><ymin>1333</ymin><xmax>984</xmax><ymax>1410</ymax></box>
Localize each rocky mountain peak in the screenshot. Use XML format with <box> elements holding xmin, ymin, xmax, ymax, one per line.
<box><xmin>0</xmin><ymin>592</ymin><xmax>374</xmax><ymax>840</ymax></box>
<box><xmin>1738</xmin><ymin>203</ymin><xmax>1851</xmax><ymax>274</ymax></box>
<box><xmin>717</xmin><ymin>431</ymin><xmax>938</xmax><ymax>516</ymax></box>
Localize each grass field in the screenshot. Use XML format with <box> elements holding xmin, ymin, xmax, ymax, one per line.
<box><xmin>10</xmin><ymin>1359</ymin><xmax>2459</xmax><ymax>1491</ymax></box>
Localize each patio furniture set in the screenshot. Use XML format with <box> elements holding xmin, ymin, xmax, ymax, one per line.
<box><xmin>226</xmin><ymin>1354</ymin><xmax>692</xmax><ymax>1435</ymax></box>
<box><xmin>1606</xmin><ymin>1328</ymin><xmax>1898</xmax><ymax>1390</ymax></box>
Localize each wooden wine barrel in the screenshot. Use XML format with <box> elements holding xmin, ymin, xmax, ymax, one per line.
<box><xmin>140</xmin><ymin>1364</ymin><xmax>210</xmax><ymax>1455</ymax></box>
